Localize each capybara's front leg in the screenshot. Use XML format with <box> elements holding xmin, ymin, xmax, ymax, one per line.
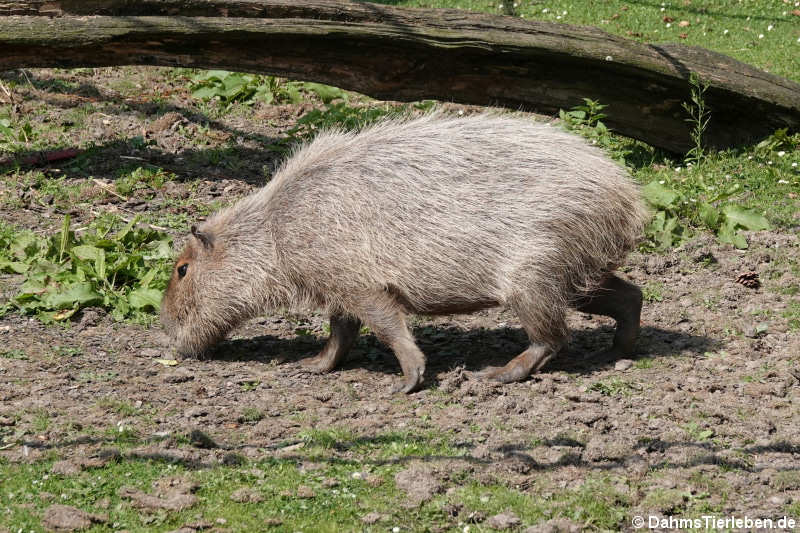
<box><xmin>356</xmin><ymin>292</ymin><xmax>426</xmax><ymax>393</ymax></box>
<box><xmin>477</xmin><ymin>342</ymin><xmax>557</xmax><ymax>383</ymax></box>
<box><xmin>477</xmin><ymin>286</ymin><xmax>567</xmax><ymax>383</ymax></box>
<box><xmin>300</xmin><ymin>314</ymin><xmax>362</xmax><ymax>373</ymax></box>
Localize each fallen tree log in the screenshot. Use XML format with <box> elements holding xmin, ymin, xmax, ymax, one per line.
<box><xmin>1</xmin><ymin>1</ymin><xmax>799</xmax><ymax>152</ymax></box>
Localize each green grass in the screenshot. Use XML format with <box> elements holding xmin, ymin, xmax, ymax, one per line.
<box><xmin>0</xmin><ymin>429</ymin><xmax>639</xmax><ymax>532</ymax></box>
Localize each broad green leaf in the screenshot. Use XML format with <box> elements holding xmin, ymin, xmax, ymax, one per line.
<box><xmin>10</xmin><ymin>233</ymin><xmax>40</xmax><ymax>260</ymax></box>
<box><xmin>254</xmin><ymin>85</ymin><xmax>275</xmax><ymax>104</ymax></box>
<box><xmin>0</xmin><ymin>119</ymin><xmax>13</xmax><ymax>139</ymax></box>
<box><xmin>128</xmin><ymin>287</ymin><xmax>162</xmax><ymax>310</ymax></box>
<box><xmin>191</xmin><ymin>86</ymin><xmax>219</xmax><ymax>100</ymax></box>
<box><xmin>722</xmin><ymin>205</ymin><xmax>770</xmax><ymax>231</ymax></box>
<box><xmin>71</xmin><ymin>245</ymin><xmax>104</xmax><ymax>262</ymax></box>
<box><xmin>96</xmin><ymin>249</ymin><xmax>106</xmax><ymax>281</ymax></box>
<box><xmin>115</xmin><ymin>216</ymin><xmax>139</xmax><ymax>243</ymax></box>
<box><xmin>698</xmin><ymin>202</ymin><xmax>721</xmax><ymax>230</ymax></box>
<box><xmin>659</xmin><ymin>215</ymin><xmax>680</xmax><ymax>249</ymax></box>
<box><xmin>92</xmin><ymin>239</ymin><xmax>118</xmax><ymax>250</ymax></box>
<box><xmin>143</xmin><ymin>239</ymin><xmax>172</xmax><ymax>260</ymax></box>
<box><xmin>43</xmin><ymin>282</ymin><xmax>102</xmax><ymax>309</ymax></box>
<box><xmin>302</xmin><ymin>82</ymin><xmax>348</xmax><ymax>104</ymax></box>
<box><xmin>642</xmin><ymin>181</ymin><xmax>680</xmax><ymax>210</ymax></box>
<box><xmin>138</xmin><ymin>267</ymin><xmax>158</xmax><ymax>289</ymax></box>
<box><xmin>708</xmin><ymin>183</ymin><xmax>740</xmax><ymax>204</ymax></box>
<box><xmin>717</xmin><ymin>220</ymin><xmax>748</xmax><ymax>249</ymax></box>
<box><xmin>0</xmin><ymin>260</ymin><xmax>28</xmax><ymax>274</ymax></box>
<box><xmin>192</xmin><ymin>70</ymin><xmax>230</xmax><ymax>82</ymax></box>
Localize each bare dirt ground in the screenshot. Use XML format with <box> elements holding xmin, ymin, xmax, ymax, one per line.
<box><xmin>1</xmin><ymin>67</ymin><xmax>800</xmax><ymax>530</ymax></box>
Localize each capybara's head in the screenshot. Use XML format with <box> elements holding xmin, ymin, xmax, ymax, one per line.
<box><xmin>161</xmin><ymin>224</ymin><xmax>237</xmax><ymax>357</ymax></box>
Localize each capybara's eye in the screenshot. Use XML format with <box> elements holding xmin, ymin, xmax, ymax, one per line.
<box><xmin>177</xmin><ymin>263</ymin><xmax>188</xmax><ymax>278</ymax></box>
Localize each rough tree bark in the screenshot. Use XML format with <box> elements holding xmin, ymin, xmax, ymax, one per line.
<box><xmin>1</xmin><ymin>0</ymin><xmax>798</xmax><ymax>152</ymax></box>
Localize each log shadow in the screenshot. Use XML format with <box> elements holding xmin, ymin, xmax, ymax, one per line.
<box><xmin>19</xmin><ymin>430</ymin><xmax>800</xmax><ymax>476</ymax></box>
<box><xmin>626</xmin><ymin>0</ymin><xmax>779</xmax><ymax>23</ymax></box>
<box><xmin>0</xmin><ymin>69</ymin><xmax>293</xmax><ymax>183</ymax></box>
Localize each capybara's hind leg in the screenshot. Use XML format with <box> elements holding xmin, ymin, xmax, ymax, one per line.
<box><xmin>300</xmin><ymin>314</ymin><xmax>362</xmax><ymax>373</ymax></box>
<box><xmin>574</xmin><ymin>273</ymin><xmax>642</xmax><ymax>357</ymax></box>
<box><xmin>356</xmin><ymin>291</ymin><xmax>426</xmax><ymax>394</ymax></box>
<box><xmin>478</xmin><ymin>294</ymin><xmax>566</xmax><ymax>383</ymax></box>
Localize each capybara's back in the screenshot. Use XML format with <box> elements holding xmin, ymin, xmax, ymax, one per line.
<box><xmin>162</xmin><ymin>113</ymin><xmax>649</xmax><ymax>392</ymax></box>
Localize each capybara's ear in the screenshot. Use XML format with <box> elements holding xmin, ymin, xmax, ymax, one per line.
<box><xmin>191</xmin><ymin>225</ymin><xmax>215</xmax><ymax>250</ymax></box>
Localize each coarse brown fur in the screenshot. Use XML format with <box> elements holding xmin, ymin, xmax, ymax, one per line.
<box><xmin>161</xmin><ymin>113</ymin><xmax>649</xmax><ymax>392</ymax></box>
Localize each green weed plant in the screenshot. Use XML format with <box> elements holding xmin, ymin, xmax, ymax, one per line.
<box><xmin>0</xmin><ymin>214</ymin><xmax>172</xmax><ymax>323</ymax></box>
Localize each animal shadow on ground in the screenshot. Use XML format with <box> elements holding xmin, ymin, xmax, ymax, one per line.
<box><xmin>207</xmin><ymin>322</ymin><xmax>717</xmax><ymax>382</ymax></box>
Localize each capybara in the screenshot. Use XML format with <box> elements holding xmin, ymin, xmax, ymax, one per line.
<box><xmin>161</xmin><ymin>113</ymin><xmax>649</xmax><ymax>393</ymax></box>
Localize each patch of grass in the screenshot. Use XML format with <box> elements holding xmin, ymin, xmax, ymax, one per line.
<box><xmin>641</xmin><ymin>487</ymin><xmax>687</xmax><ymax>514</ymax></box>
<box><xmin>3</xmin><ymin>171</ymin><xmax>90</xmax><ymax>212</ymax></box>
<box><xmin>96</xmin><ymin>397</ymin><xmax>139</xmax><ymax>416</ymax></box>
<box><xmin>633</xmin><ymin>357</ymin><xmax>657</xmax><ymax>369</ymax></box>
<box><xmin>238</xmin><ymin>407</ymin><xmax>264</xmax><ymax>424</ymax></box>
<box><xmin>114</xmin><ymin>166</ymin><xmax>174</xmax><ymax>197</ymax></box>
<box><xmin>588</xmin><ymin>378</ymin><xmax>638</xmax><ymax>397</ymax></box>
<box><xmin>772</xmin><ymin>471</ymin><xmax>800</xmax><ymax>491</ymax></box>
<box><xmin>52</xmin><ymin>345</ymin><xmax>83</xmax><ymax>357</ymax></box>
<box><xmin>77</xmin><ymin>371</ymin><xmax>118</xmax><ymax>383</ymax></box>
<box><xmin>774</xmin><ymin>284</ymin><xmax>799</xmax><ymax>296</ymax></box>
<box><xmin>31</xmin><ymin>409</ymin><xmax>50</xmax><ymax>432</ymax></box>
<box><xmin>239</xmin><ymin>380</ymin><xmax>260</xmax><ymax>392</ymax></box>
<box><xmin>298</xmin><ymin>427</ymin><xmax>466</xmax><ymax>460</ymax></box>
<box><xmin>457</xmin><ymin>476</ymin><xmax>629</xmax><ymax>530</ymax></box>
<box><xmin>642</xmin><ymin>281</ymin><xmax>666</xmax><ymax>303</ymax></box>
<box><xmin>0</xmin><ymin>349</ymin><xmax>28</xmax><ymax>360</ymax></box>
<box><xmin>299</xmin><ymin>427</ymin><xmax>357</xmax><ymax>450</ymax></box>
<box><xmin>781</xmin><ymin>301</ymin><xmax>800</xmax><ymax>331</ymax></box>
<box><xmin>0</xmin><ymin>428</ymin><xmax>473</xmax><ymax>532</ymax></box>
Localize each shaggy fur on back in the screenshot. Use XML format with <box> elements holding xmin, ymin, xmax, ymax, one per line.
<box><xmin>161</xmin><ymin>113</ymin><xmax>648</xmax><ymax>355</ymax></box>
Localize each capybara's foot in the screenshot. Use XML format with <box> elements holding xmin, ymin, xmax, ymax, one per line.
<box><xmin>300</xmin><ymin>352</ymin><xmax>338</xmax><ymax>373</ymax></box>
<box><xmin>575</xmin><ymin>274</ymin><xmax>641</xmax><ymax>356</ymax></box>
<box><xmin>477</xmin><ymin>343</ymin><xmax>553</xmax><ymax>383</ymax></box>
<box><xmin>299</xmin><ymin>314</ymin><xmax>361</xmax><ymax>374</ymax></box>
<box><xmin>391</xmin><ymin>368</ymin><xmax>425</xmax><ymax>394</ymax></box>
